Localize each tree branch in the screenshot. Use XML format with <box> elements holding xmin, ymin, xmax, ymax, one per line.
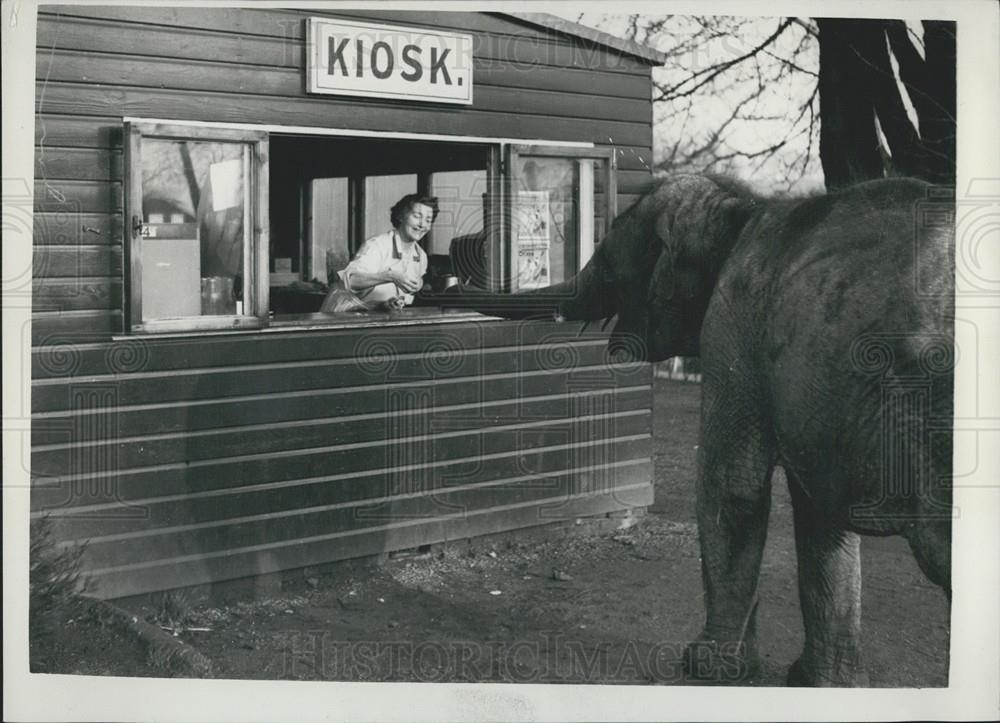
<box><xmin>654</xmin><ymin>18</ymin><xmax>796</xmax><ymax>102</ymax></box>
<box><xmin>761</xmin><ymin>48</ymin><xmax>819</xmax><ymax>77</ymax></box>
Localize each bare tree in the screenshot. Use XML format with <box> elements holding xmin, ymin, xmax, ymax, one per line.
<box><xmin>577</xmin><ymin>14</ymin><xmax>956</xmax><ymax>191</ymax></box>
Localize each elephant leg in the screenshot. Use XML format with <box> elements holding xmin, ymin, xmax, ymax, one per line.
<box><xmin>904</xmin><ymin>518</ymin><xmax>952</xmax><ymax>598</ymax></box>
<box><xmin>683</xmin><ymin>410</ymin><xmax>773</xmax><ymax>682</ymax></box>
<box><xmin>786</xmin><ymin>477</ymin><xmax>868</xmax><ymax>687</ymax></box>
<box><xmin>903</xmin><ymin>449</ymin><xmax>952</xmax><ymax>597</ymax></box>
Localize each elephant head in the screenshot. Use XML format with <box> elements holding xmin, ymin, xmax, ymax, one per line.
<box><xmin>440</xmin><ymin>174</ymin><xmax>758</xmax><ymax>362</ymax></box>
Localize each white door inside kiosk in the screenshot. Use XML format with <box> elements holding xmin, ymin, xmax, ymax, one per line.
<box><xmin>364</xmin><ymin>174</ymin><xmax>418</xmax><ymax>237</ymax></box>
<box><xmin>309</xmin><ymin>177</ymin><xmax>349</xmax><ymax>284</ymax></box>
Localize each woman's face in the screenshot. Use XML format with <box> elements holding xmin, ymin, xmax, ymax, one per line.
<box><xmin>397</xmin><ymin>203</ymin><xmax>435</xmax><ymax>244</ymax></box>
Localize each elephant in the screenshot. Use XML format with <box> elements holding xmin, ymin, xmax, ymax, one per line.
<box><xmin>438</xmin><ymin>173</ymin><xmax>954</xmax><ymax>686</ymax></box>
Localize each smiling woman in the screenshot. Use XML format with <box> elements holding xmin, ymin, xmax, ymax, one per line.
<box><xmin>321</xmin><ymin>193</ymin><xmax>438</xmax><ymax>312</ymax></box>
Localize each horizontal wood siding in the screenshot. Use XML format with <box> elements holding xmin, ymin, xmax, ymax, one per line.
<box><xmin>32</xmin><ymin>320</ymin><xmax>654</xmax><ymax>598</ymax></box>
<box><xmin>33</xmin><ymin>8</ymin><xmax>654</xmax><ymax>339</ymax></box>
<box><xmin>30</xmin><ymin>8</ymin><xmax>656</xmax><ymax>598</ymax></box>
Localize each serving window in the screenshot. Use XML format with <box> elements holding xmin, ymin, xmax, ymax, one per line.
<box><xmin>123</xmin><ymin>121</ymin><xmax>615</xmax><ymax>334</ymax></box>
<box><xmin>267</xmin><ymin>134</ymin><xmax>495</xmax><ymax>315</ymax></box>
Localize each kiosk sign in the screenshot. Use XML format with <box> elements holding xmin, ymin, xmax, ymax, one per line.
<box><xmin>307</xmin><ymin>18</ymin><xmax>473</xmax><ymax>105</ymax></box>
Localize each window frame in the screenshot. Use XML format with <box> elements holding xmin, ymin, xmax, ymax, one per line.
<box><xmin>123</xmin><ymin>121</ymin><xmax>270</xmax><ymax>335</ymax></box>
<box><xmin>505</xmin><ymin>144</ymin><xmax>617</xmax><ymax>292</ymax></box>
<box><xmin>121</xmin><ymin>118</ymin><xmax>617</xmax><ymax>334</ymax></box>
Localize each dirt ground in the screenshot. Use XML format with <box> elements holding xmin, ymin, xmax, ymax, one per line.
<box><xmin>39</xmin><ymin>378</ymin><xmax>950</xmax><ymax>686</ymax></box>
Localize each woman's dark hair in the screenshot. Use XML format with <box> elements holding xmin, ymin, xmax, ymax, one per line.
<box><xmin>390</xmin><ymin>194</ymin><xmax>439</xmax><ymax>228</ymax></box>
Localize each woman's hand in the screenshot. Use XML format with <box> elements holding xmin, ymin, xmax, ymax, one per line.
<box><xmin>374</xmin><ymin>295</ymin><xmax>407</xmax><ymax>312</ymax></box>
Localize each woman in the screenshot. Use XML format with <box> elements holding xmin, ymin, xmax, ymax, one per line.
<box><xmin>321</xmin><ymin>193</ymin><xmax>438</xmax><ymax>312</ymax></box>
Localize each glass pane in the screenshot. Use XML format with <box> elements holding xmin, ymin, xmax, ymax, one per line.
<box><xmin>512</xmin><ymin>156</ymin><xmax>607</xmax><ymax>290</ymax></box>
<box><xmin>428</xmin><ymin>170</ymin><xmax>487</xmax><ymax>256</ymax></box>
<box><xmin>310</xmin><ymin>178</ymin><xmax>349</xmax><ymax>284</ymax></box>
<box><xmin>364</xmin><ymin>174</ymin><xmax>417</xmax><ymax>238</ymax></box>
<box><xmin>139</xmin><ymin>139</ymin><xmax>249</xmax><ymax>320</ymax></box>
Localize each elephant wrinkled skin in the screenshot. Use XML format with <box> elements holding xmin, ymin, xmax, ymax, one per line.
<box><xmin>440</xmin><ymin>174</ymin><xmax>954</xmax><ymax>686</ymax></box>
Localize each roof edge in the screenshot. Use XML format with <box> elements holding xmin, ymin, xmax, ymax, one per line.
<box><xmin>500</xmin><ymin>12</ymin><xmax>667</xmax><ymax>65</ymax></box>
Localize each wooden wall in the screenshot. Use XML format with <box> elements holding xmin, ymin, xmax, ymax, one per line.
<box><xmin>31</xmin><ymin>7</ymin><xmax>657</xmax><ymax>598</ymax></box>
<box><xmin>32</xmin><ymin>321</ymin><xmax>653</xmax><ymax>598</ymax></box>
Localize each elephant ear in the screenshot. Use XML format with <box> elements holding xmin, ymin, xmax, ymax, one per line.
<box><xmin>648</xmin><ymin>207</ymin><xmax>676</xmax><ymax>303</ymax></box>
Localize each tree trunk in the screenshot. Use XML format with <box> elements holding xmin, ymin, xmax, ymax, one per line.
<box><xmin>816</xmin><ymin>19</ymin><xmax>886</xmax><ymax>189</ymax></box>
<box><xmin>818</xmin><ymin>18</ymin><xmax>956</xmax><ymax>189</ymax></box>
<box><xmin>919</xmin><ymin>21</ymin><xmax>957</xmax><ymax>185</ymax></box>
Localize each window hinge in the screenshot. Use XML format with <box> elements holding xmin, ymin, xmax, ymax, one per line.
<box><xmin>131</xmin><ymin>215</ymin><xmax>150</xmax><ymax>239</ymax></box>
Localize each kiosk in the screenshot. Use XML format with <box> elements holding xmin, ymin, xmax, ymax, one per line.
<box><xmin>30</xmin><ymin>6</ymin><xmax>665</xmax><ymax>598</ymax></box>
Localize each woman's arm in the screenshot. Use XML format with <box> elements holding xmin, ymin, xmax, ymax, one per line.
<box><xmin>346</xmin><ymin>268</ymin><xmax>421</xmax><ymax>294</ymax></box>
<box><xmin>340</xmin><ymin>234</ymin><xmax>422</xmax><ymax>295</ymax></box>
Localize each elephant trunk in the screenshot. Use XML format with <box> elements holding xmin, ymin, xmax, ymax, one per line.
<box><xmin>437</xmin><ymin>251</ymin><xmax>612</xmax><ymax>322</ymax></box>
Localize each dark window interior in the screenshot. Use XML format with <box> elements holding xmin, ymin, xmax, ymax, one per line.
<box><xmin>268</xmin><ymin>134</ymin><xmax>489</xmax><ymax>314</ymax></box>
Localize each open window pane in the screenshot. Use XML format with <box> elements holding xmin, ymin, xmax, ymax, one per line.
<box><xmin>508</xmin><ymin>147</ymin><xmax>614</xmax><ymax>292</ymax></box>
<box><xmin>126</xmin><ymin>122</ymin><xmax>267</xmax><ymax>333</ymax></box>
<box><xmin>138</xmin><ymin>139</ymin><xmax>248</xmax><ymax>320</ymax></box>
<box><xmin>514</xmin><ymin>158</ymin><xmax>573</xmax><ymax>288</ymax></box>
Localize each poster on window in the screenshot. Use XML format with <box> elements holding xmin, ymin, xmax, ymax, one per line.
<box><xmin>515</xmin><ymin>190</ymin><xmax>550</xmax><ymax>289</ymax></box>
<box><xmin>515</xmin><ymin>191</ymin><xmax>550</xmax><ymax>244</ymax></box>
<box><xmin>517</xmin><ymin>244</ymin><xmax>550</xmax><ymax>289</ymax></box>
